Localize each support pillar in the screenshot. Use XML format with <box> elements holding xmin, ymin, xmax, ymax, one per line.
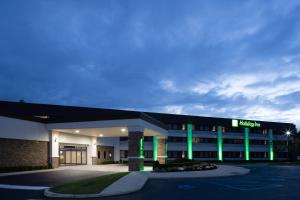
<box><xmin>269</xmin><ymin>129</ymin><xmax>274</xmax><ymax>161</ymax></box>
<box><xmin>187</xmin><ymin>124</ymin><xmax>193</xmax><ymax>160</ymax></box>
<box><xmin>157</xmin><ymin>137</ymin><xmax>167</xmax><ymax>164</ymax></box>
<box><xmin>128</xmin><ymin>127</ymin><xmax>144</xmax><ymax>171</ymax></box>
<box><xmin>91</xmin><ymin>137</ymin><xmax>97</xmax><ymax>165</ymax></box>
<box><xmin>245</xmin><ymin>128</ymin><xmax>250</xmax><ymax>161</ymax></box>
<box><xmin>217</xmin><ymin>126</ymin><xmax>223</xmax><ymax>161</ymax></box>
<box><xmin>49</xmin><ymin>131</ymin><xmax>59</xmax><ymax>168</ymax></box>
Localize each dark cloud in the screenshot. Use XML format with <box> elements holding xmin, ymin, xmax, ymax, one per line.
<box><xmin>0</xmin><ymin>0</ymin><xmax>300</xmax><ymax>128</ymax></box>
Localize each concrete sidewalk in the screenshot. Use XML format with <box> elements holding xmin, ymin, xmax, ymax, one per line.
<box><xmin>101</xmin><ymin>165</ymin><xmax>250</xmax><ymax>196</ymax></box>
<box><xmin>44</xmin><ymin>165</ymin><xmax>250</xmax><ymax>198</ymax></box>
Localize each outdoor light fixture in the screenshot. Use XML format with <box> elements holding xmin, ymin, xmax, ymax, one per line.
<box><xmin>121</xmin><ymin>128</ymin><xmax>126</xmax><ymax>132</ymax></box>
<box><xmin>75</xmin><ymin>130</ymin><xmax>80</xmax><ymax>133</ymax></box>
<box><xmin>99</xmin><ymin>134</ymin><xmax>103</xmax><ymax>137</ymax></box>
<box><xmin>286</xmin><ymin>131</ymin><xmax>291</xmax><ymax>136</ymax></box>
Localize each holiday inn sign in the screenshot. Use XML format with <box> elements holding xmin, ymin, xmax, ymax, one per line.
<box><xmin>232</xmin><ymin>119</ymin><xmax>261</xmax><ymax>128</ymax></box>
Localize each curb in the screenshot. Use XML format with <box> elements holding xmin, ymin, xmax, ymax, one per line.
<box><xmin>44</xmin><ymin>188</ymin><xmax>102</xmax><ymax>198</ymax></box>
<box><xmin>0</xmin><ymin>184</ymin><xmax>49</xmax><ymax>190</ymax></box>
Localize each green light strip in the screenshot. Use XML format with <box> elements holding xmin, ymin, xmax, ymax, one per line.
<box><xmin>217</xmin><ymin>126</ymin><xmax>223</xmax><ymax>161</ymax></box>
<box><xmin>165</xmin><ymin>142</ymin><xmax>168</xmax><ymax>158</ymax></box>
<box><xmin>139</xmin><ymin>137</ymin><xmax>144</xmax><ymax>171</ymax></box>
<box><xmin>153</xmin><ymin>136</ymin><xmax>158</xmax><ymax>161</ymax></box>
<box><xmin>187</xmin><ymin>124</ymin><xmax>193</xmax><ymax>160</ymax></box>
<box><xmin>245</xmin><ymin>128</ymin><xmax>249</xmax><ymax>161</ymax></box>
<box><xmin>140</xmin><ymin>137</ymin><xmax>144</xmax><ymax>159</ymax></box>
<box><xmin>269</xmin><ymin>129</ymin><xmax>273</xmax><ymax>161</ymax></box>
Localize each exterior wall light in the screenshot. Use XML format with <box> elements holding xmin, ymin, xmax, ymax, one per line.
<box><xmin>75</xmin><ymin>130</ymin><xmax>80</xmax><ymax>133</ymax></box>
<box><xmin>99</xmin><ymin>134</ymin><xmax>103</xmax><ymax>137</ymax></box>
<box><xmin>121</xmin><ymin>128</ymin><xmax>126</xmax><ymax>132</ymax></box>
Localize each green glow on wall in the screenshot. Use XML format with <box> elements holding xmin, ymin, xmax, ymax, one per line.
<box><xmin>245</xmin><ymin>128</ymin><xmax>250</xmax><ymax>161</ymax></box>
<box><xmin>217</xmin><ymin>126</ymin><xmax>223</xmax><ymax>161</ymax></box>
<box><xmin>187</xmin><ymin>124</ymin><xmax>193</xmax><ymax>160</ymax></box>
<box><xmin>269</xmin><ymin>129</ymin><xmax>274</xmax><ymax>161</ymax></box>
<box><xmin>153</xmin><ymin>136</ymin><xmax>158</xmax><ymax>161</ymax></box>
<box><xmin>139</xmin><ymin>137</ymin><xmax>144</xmax><ymax>171</ymax></box>
<box><xmin>165</xmin><ymin>142</ymin><xmax>168</xmax><ymax>158</ymax></box>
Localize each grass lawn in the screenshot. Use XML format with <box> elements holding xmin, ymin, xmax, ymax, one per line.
<box><xmin>50</xmin><ymin>172</ymin><xmax>129</xmax><ymax>194</ymax></box>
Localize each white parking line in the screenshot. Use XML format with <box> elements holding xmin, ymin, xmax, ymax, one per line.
<box><xmin>0</xmin><ymin>184</ymin><xmax>49</xmax><ymax>190</ymax></box>
<box><xmin>208</xmin><ymin>181</ymin><xmax>283</xmax><ymax>191</ymax></box>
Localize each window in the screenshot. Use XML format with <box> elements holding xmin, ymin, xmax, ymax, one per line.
<box><xmin>211</xmin><ymin>126</ymin><xmax>216</xmax><ymax>132</ymax></box>
<box><xmin>97</xmin><ymin>151</ymin><xmax>101</xmax><ymax>159</ymax></box>
<box><xmin>120</xmin><ymin>137</ymin><xmax>128</xmax><ymax>141</ymax></box>
<box><xmin>223</xmin><ymin>151</ymin><xmax>243</xmax><ymax>158</ymax></box>
<box><xmin>193</xmin><ymin>151</ymin><xmax>217</xmax><ymax>158</ymax></box>
<box><xmin>144</xmin><ymin>150</ymin><xmax>153</xmax><ymax>158</ymax></box>
<box><xmin>104</xmin><ymin>151</ymin><xmax>107</xmax><ymax>159</ymax></box>
<box><xmin>192</xmin><ymin>137</ymin><xmax>217</xmax><ymax>143</ymax></box>
<box><xmin>250</xmin><ymin>152</ymin><xmax>265</xmax><ymax>158</ymax></box>
<box><xmin>143</xmin><ymin>136</ymin><xmax>153</xmax><ymax>142</ymax></box>
<box><xmin>120</xmin><ymin>150</ymin><xmax>128</xmax><ymax>158</ymax></box>
<box><xmin>250</xmin><ymin>140</ymin><xmax>268</xmax><ymax>145</ymax></box>
<box><xmin>167</xmin><ymin>137</ymin><xmax>187</xmax><ymax>143</ymax></box>
<box><xmin>223</xmin><ymin>139</ymin><xmax>243</xmax><ymax>144</ymax></box>
<box><xmin>263</xmin><ymin>129</ymin><xmax>268</xmax><ymax>135</ymax></box>
<box><xmin>167</xmin><ymin>151</ymin><xmax>187</xmax><ymax>159</ymax></box>
<box><xmin>182</xmin><ymin>124</ymin><xmax>186</xmax><ymax>131</ymax></box>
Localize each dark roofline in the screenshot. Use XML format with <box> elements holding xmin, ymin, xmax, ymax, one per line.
<box><xmin>0</xmin><ymin>100</ymin><xmax>296</xmax><ymax>130</ymax></box>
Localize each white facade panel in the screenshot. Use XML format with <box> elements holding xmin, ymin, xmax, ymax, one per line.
<box><xmin>0</xmin><ymin>116</ymin><xmax>48</xmax><ymax>141</ymax></box>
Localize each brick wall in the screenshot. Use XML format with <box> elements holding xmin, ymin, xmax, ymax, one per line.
<box><xmin>0</xmin><ymin>138</ymin><xmax>49</xmax><ymax>167</ymax></box>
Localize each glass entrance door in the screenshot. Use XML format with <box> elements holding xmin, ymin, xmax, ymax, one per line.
<box><xmin>59</xmin><ymin>144</ymin><xmax>87</xmax><ymax>165</ymax></box>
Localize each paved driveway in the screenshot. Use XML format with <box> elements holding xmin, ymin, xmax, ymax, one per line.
<box><xmin>0</xmin><ymin>164</ymin><xmax>143</xmax><ymax>187</ymax></box>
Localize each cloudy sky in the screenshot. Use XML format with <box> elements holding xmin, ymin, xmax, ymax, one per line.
<box><xmin>1</xmin><ymin>0</ymin><xmax>300</xmax><ymax>128</ymax></box>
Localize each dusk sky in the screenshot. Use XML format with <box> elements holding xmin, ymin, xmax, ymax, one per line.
<box><xmin>1</xmin><ymin>0</ymin><xmax>300</xmax><ymax>128</ymax></box>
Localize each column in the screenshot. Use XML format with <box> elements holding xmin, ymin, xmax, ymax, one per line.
<box><xmin>153</xmin><ymin>136</ymin><xmax>158</xmax><ymax>161</ymax></box>
<box><xmin>244</xmin><ymin>128</ymin><xmax>250</xmax><ymax>161</ymax></box>
<box><xmin>268</xmin><ymin>129</ymin><xmax>274</xmax><ymax>161</ymax></box>
<box><xmin>114</xmin><ymin>138</ymin><xmax>120</xmax><ymax>162</ymax></box>
<box><xmin>49</xmin><ymin>130</ymin><xmax>59</xmax><ymax>168</ymax></box>
<box><xmin>157</xmin><ymin>137</ymin><xmax>167</xmax><ymax>164</ymax></box>
<box><xmin>217</xmin><ymin>126</ymin><xmax>223</xmax><ymax>161</ymax></box>
<box><xmin>91</xmin><ymin>137</ymin><xmax>97</xmax><ymax>165</ymax></box>
<box><xmin>128</xmin><ymin>126</ymin><xmax>144</xmax><ymax>171</ymax></box>
<box><xmin>187</xmin><ymin>124</ymin><xmax>193</xmax><ymax>160</ymax></box>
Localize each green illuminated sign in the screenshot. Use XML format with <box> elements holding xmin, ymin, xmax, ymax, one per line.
<box><xmin>244</xmin><ymin>128</ymin><xmax>249</xmax><ymax>161</ymax></box>
<box><xmin>187</xmin><ymin>124</ymin><xmax>193</xmax><ymax>160</ymax></box>
<box><xmin>217</xmin><ymin>126</ymin><xmax>223</xmax><ymax>161</ymax></box>
<box><xmin>232</xmin><ymin>119</ymin><xmax>261</xmax><ymax>128</ymax></box>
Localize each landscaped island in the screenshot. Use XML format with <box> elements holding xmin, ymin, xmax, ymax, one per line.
<box><xmin>153</xmin><ymin>159</ymin><xmax>217</xmax><ymax>172</ymax></box>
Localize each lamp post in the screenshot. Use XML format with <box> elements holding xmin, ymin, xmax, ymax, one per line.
<box><xmin>286</xmin><ymin>131</ymin><xmax>291</xmax><ymax>160</ymax></box>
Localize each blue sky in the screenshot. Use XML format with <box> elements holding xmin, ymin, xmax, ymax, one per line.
<box><xmin>1</xmin><ymin>0</ymin><xmax>300</xmax><ymax>128</ymax></box>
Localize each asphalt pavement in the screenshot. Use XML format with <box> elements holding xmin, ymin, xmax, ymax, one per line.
<box><xmin>0</xmin><ymin>169</ymin><xmax>112</xmax><ymax>187</ymax></box>
<box><xmin>0</xmin><ymin>164</ymin><xmax>299</xmax><ymax>200</ymax></box>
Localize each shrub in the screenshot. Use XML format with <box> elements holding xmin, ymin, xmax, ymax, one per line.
<box><xmin>152</xmin><ymin>161</ymin><xmax>217</xmax><ymax>172</ymax></box>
